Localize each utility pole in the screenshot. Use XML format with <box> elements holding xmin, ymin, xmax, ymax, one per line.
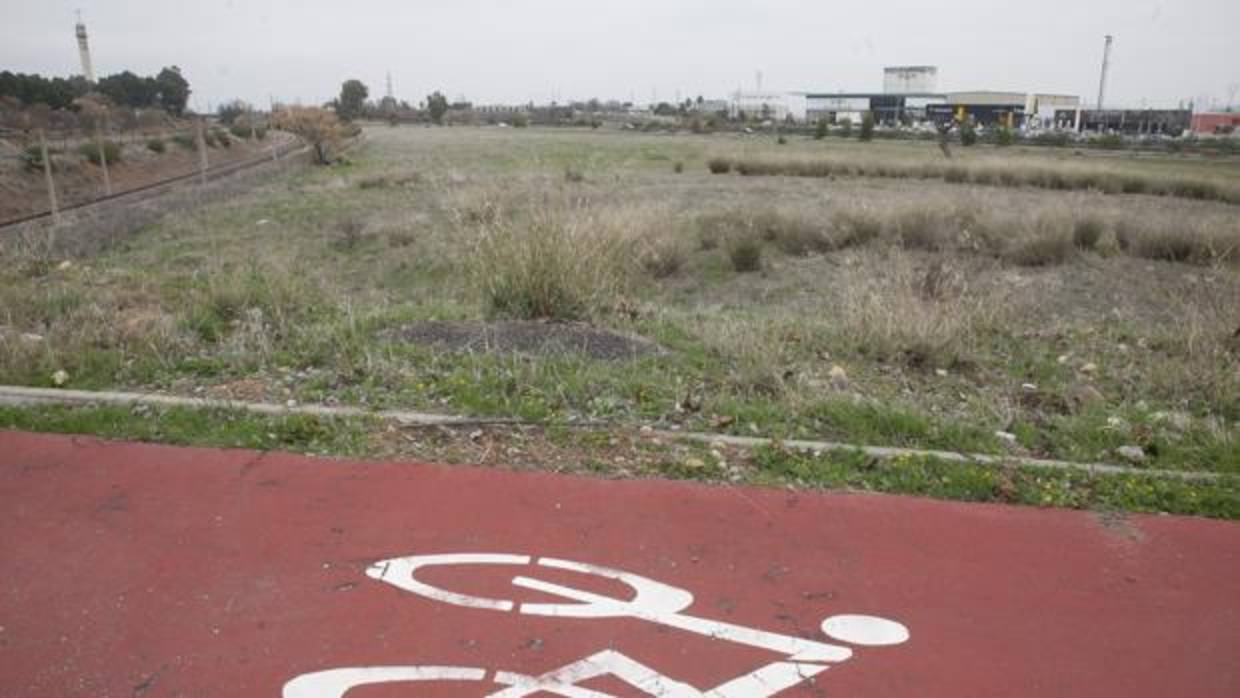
<box><xmin>1096</xmin><ymin>35</ymin><xmax>1113</xmax><ymax>111</ymax></box>
<box><xmin>38</xmin><ymin>129</ymin><xmax>59</xmax><ymax>225</ymax></box>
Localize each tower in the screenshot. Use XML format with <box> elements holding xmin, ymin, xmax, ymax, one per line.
<box><xmin>75</xmin><ymin>11</ymin><xmax>96</xmax><ymax>83</ymax></box>
<box><xmin>1096</xmin><ymin>35</ymin><xmax>1113</xmax><ymax>110</ymax></box>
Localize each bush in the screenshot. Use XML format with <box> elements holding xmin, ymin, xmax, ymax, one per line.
<box><xmin>994</xmin><ymin>127</ymin><xmax>1015</xmax><ymax>147</ymax></box>
<box><xmin>255</xmin><ymin>125</ymin><xmax>267</xmax><ymax>140</ymax></box>
<box><xmin>511</xmin><ymin>113</ymin><xmax>529</xmax><ymax>128</ymax></box>
<box><xmin>1096</xmin><ymin>133</ymin><xmax>1124</xmax><ymax>150</ymax></box>
<box><xmin>1072</xmin><ymin>217</ymin><xmax>1104</xmax><ymax>249</ymax></box>
<box><xmin>77</xmin><ymin>140</ymin><xmax>122</xmax><ymax>165</ymax></box>
<box><xmin>838</xmin><ymin>117</ymin><xmax>853</xmax><ymax>138</ymax></box>
<box><xmin>203</xmin><ymin>131</ymin><xmax>219</xmax><ymax>148</ymax></box>
<box><xmin>959</xmin><ymin>121</ymin><xmax>978</xmax><ymax>147</ymax></box>
<box><xmin>673</xmin><ymin>161</ymin><xmax>684</xmax><ymax>174</ymax></box>
<box><xmin>814</xmin><ymin>119</ymin><xmax>828</xmax><ymax>140</ymax></box>
<box><xmin>777</xmin><ymin>134</ymin><xmax>788</xmax><ymax>145</ymax></box>
<box><xmin>171</xmin><ymin>133</ymin><xmax>196</xmax><ymax>150</ymax></box>
<box><xmin>146</xmin><ymin>138</ymin><xmax>166</xmax><ymax>153</ymax></box>
<box><xmin>229</xmin><ymin>124</ymin><xmax>252</xmax><ymax>139</ymax></box>
<box><xmin>564</xmin><ymin>167</ymin><xmax>585</xmax><ymax>183</ymax></box>
<box><xmin>859</xmin><ymin>112</ymin><xmax>875</xmax><ymax>142</ymax></box>
<box><xmin>707</xmin><ymin>157</ymin><xmax>732</xmax><ymax>174</ymax></box>
<box><xmin>727</xmin><ymin>238</ymin><xmax>763</xmax><ymax>272</ymax></box>
<box><xmin>214</xmin><ymin>130</ymin><xmax>231</xmax><ymax>147</ymax></box>
<box><xmin>20</xmin><ymin>145</ymin><xmax>50</xmax><ymax>171</ymax></box>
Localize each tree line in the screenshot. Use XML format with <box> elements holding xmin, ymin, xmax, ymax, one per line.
<box><xmin>0</xmin><ymin>67</ymin><xmax>190</xmax><ymax>115</ymax></box>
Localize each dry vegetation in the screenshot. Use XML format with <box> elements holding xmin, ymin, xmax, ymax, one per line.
<box><xmin>2</xmin><ymin>126</ymin><xmax>1238</xmax><ymax>507</ymax></box>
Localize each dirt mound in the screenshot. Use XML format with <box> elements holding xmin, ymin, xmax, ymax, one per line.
<box><xmin>394</xmin><ymin>321</ymin><xmax>661</xmax><ymax>360</ymax></box>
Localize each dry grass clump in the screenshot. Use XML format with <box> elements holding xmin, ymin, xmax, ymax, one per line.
<box><xmin>639</xmin><ymin>236</ymin><xmax>689</xmax><ymax>278</ymax></box>
<box><xmin>833</xmin><ymin>251</ymin><xmax>1002</xmax><ymax>369</ymax></box>
<box><xmin>1003</xmin><ymin>217</ymin><xmax>1076</xmax><ymax>267</ymax></box>
<box><xmin>1072</xmin><ymin>216</ymin><xmax>1105</xmax><ymax>250</ymax></box>
<box><xmin>831</xmin><ymin>207</ymin><xmax>884</xmax><ymax>249</ymax></box>
<box><xmin>1116</xmin><ymin>219</ymin><xmax>1239</xmax><ymax>266</ymax></box>
<box><xmin>467</xmin><ymin>201</ymin><xmax>647</xmax><ymax>320</ymax></box>
<box><xmin>727</xmin><ymin>237</ymin><xmax>763</xmax><ymax>272</ymax></box>
<box><xmin>707</xmin><ymin>157</ymin><xmax>732</xmax><ymax>174</ymax></box>
<box><xmin>887</xmin><ymin>206</ymin><xmax>954</xmax><ymax>251</ymax></box>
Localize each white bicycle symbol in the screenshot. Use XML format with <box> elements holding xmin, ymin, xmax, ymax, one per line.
<box><xmin>284</xmin><ymin>553</ymin><xmax>910</xmax><ymax>697</ymax></box>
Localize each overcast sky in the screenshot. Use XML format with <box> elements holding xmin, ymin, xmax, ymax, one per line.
<box><xmin>3</xmin><ymin>0</ymin><xmax>1237</xmax><ymax>111</ymax></box>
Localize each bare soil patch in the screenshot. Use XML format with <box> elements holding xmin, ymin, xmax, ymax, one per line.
<box><xmin>393</xmin><ymin>320</ymin><xmax>662</xmax><ymax>360</ymax></box>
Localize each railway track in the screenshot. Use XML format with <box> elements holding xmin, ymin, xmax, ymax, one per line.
<box><xmin>0</xmin><ymin>136</ymin><xmax>307</xmax><ymax>231</ymax></box>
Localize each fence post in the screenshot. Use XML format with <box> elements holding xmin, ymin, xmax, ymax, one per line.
<box><xmin>38</xmin><ymin>129</ymin><xmax>60</xmax><ymax>225</ymax></box>
<box><xmin>93</xmin><ymin>122</ymin><xmax>112</xmax><ymax>196</ymax></box>
<box><xmin>196</xmin><ymin>119</ymin><xmax>209</xmax><ymax>185</ymax></box>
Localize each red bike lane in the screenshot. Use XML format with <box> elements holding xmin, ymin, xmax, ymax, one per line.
<box><xmin>1</xmin><ymin>430</ymin><xmax>1238</xmax><ymax>697</ymax></box>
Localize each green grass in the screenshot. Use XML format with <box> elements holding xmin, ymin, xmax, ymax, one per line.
<box><xmin>3</xmin><ymin>402</ymin><xmax>1234</xmax><ymax>519</ymax></box>
<box><xmin>752</xmin><ymin>445</ymin><xmax>1240</xmax><ymax>519</ymax></box>
<box><xmin>0</xmin><ymin>404</ymin><xmax>371</xmax><ymax>455</ymax></box>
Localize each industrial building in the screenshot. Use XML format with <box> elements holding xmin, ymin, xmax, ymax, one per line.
<box><xmin>1071</xmin><ymin>109</ymin><xmax>1192</xmax><ymax>136</ymax></box>
<box><xmin>1191</xmin><ymin>112</ymin><xmax>1240</xmax><ymax>135</ymax></box>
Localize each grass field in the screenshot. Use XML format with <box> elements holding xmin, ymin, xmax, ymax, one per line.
<box><xmin>3</xmin><ymin>125</ymin><xmax>1238</xmax><ymax>515</ymax></box>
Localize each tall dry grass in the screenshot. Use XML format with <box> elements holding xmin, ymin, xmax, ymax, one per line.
<box><xmin>715</xmin><ymin>154</ymin><xmax>1240</xmax><ymax>205</ymax></box>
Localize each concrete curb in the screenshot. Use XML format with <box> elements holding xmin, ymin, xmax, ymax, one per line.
<box><xmin>0</xmin><ymin>385</ymin><xmax>1223</xmax><ymax>483</ymax></box>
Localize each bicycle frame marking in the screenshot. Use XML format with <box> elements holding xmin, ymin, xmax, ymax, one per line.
<box><xmin>284</xmin><ymin>552</ymin><xmax>910</xmax><ymax>697</ymax></box>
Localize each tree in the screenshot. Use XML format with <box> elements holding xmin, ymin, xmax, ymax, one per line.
<box><xmin>337</xmin><ymin>79</ymin><xmax>368</xmax><ymax>121</ymax></box>
<box><xmin>217</xmin><ymin>99</ymin><xmax>251</xmax><ymax>125</ymax></box>
<box><xmin>275</xmin><ymin>106</ymin><xmax>345</xmax><ymax>164</ymax></box>
<box><xmin>426</xmin><ymin>91</ymin><xmax>448</xmax><ymax>125</ymax></box>
<box><xmin>814</xmin><ymin>118</ymin><xmax>828</xmax><ymax>140</ymax></box>
<box><xmin>155</xmin><ymin>66</ymin><xmax>190</xmax><ymax>115</ymax></box>
<box><xmin>859</xmin><ymin>111</ymin><xmax>875</xmax><ymax>141</ymax></box>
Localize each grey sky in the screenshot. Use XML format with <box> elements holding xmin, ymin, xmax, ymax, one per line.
<box><xmin>3</xmin><ymin>0</ymin><xmax>1237</xmax><ymax>111</ymax></box>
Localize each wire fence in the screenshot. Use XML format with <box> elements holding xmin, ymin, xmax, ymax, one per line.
<box><xmin>1</xmin><ymin>125</ymin><xmax>293</xmax><ymax>228</ymax></box>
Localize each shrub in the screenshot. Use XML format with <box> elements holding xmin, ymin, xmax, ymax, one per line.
<box><xmin>777</xmin><ymin>134</ymin><xmax>788</xmax><ymax>145</ymax></box>
<box><xmin>273</xmin><ymin>106</ymin><xmax>346</xmax><ymax>165</ymax></box>
<box><xmin>838</xmin><ymin>117</ymin><xmax>853</xmax><ymax>138</ymax></box>
<box><xmin>214</xmin><ymin>130</ymin><xmax>231</xmax><ymax>147</ymax></box>
<box><xmin>1096</xmin><ymin>133</ymin><xmax>1124</xmax><ymax>150</ymax></box>
<box><xmin>994</xmin><ymin>127</ymin><xmax>1015</xmax><ymax>147</ymax></box>
<box><xmin>727</xmin><ymin>238</ymin><xmax>763</xmax><ymax>272</ymax></box>
<box><xmin>959</xmin><ymin>121</ymin><xmax>978</xmax><ymax>147</ymax></box>
<box><xmin>172</xmin><ymin>133</ymin><xmax>196</xmax><ymax>150</ymax></box>
<box><xmin>77</xmin><ymin>140</ymin><xmax>122</xmax><ymax>165</ymax></box>
<box><xmin>673</xmin><ymin>161</ymin><xmax>684</xmax><ymax>174</ymax></box>
<box><xmin>1072</xmin><ymin>217</ymin><xmax>1104</xmax><ymax>249</ymax></box>
<box><xmin>146</xmin><ymin>138</ymin><xmax>166</xmax><ymax>153</ymax></box>
<box><xmin>859</xmin><ymin>112</ymin><xmax>875</xmax><ymax>142</ymax></box>
<box><xmin>511</xmin><ymin>113</ymin><xmax>529</xmax><ymax>128</ymax></box>
<box><xmin>203</xmin><ymin>131</ymin><xmax>219</xmax><ymax>148</ymax></box>
<box><xmin>564</xmin><ymin>167</ymin><xmax>585</xmax><ymax>183</ymax></box>
<box><xmin>255</xmin><ymin>126</ymin><xmax>268</xmax><ymax>140</ymax></box>
<box><xmin>707</xmin><ymin>157</ymin><xmax>732</xmax><ymax>174</ymax></box>
<box><xmin>229</xmin><ymin>124</ymin><xmax>252</xmax><ymax>139</ymax></box>
<box><xmin>814</xmin><ymin>119</ymin><xmax>828</xmax><ymax>140</ymax></box>
<box><xmin>20</xmin><ymin>145</ymin><xmax>50</xmax><ymax>171</ymax></box>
